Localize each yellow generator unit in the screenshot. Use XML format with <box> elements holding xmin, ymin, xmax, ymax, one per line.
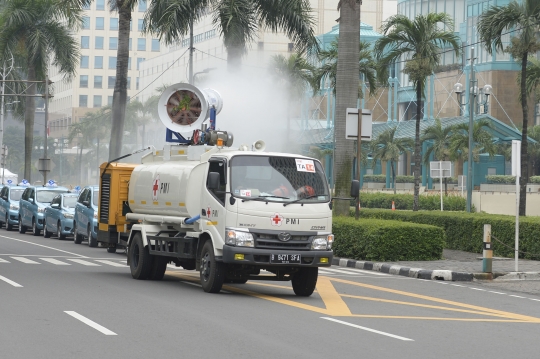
<box><xmin>97</xmin><ymin>162</ymin><xmax>139</xmax><ymax>252</ymax></box>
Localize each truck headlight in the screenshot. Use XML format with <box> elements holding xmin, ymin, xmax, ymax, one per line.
<box><xmin>226</xmin><ymin>229</ymin><xmax>254</xmax><ymax>247</ymax></box>
<box><xmin>312</xmin><ymin>235</ymin><xmax>332</xmax><ymax>250</ymax></box>
<box><xmin>9</xmin><ymin>204</ymin><xmax>18</xmax><ymax>210</ymax></box>
<box><xmin>63</xmin><ymin>213</ymin><xmax>74</xmax><ymax>219</ymax></box>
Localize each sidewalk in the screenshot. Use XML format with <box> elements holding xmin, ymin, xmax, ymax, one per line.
<box><xmin>332</xmin><ymin>249</ymin><xmax>540</xmax><ymax>281</ymax></box>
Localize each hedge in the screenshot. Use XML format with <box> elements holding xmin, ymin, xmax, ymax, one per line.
<box><xmin>395</xmin><ymin>175</ymin><xmax>414</xmax><ymax>183</ymax></box>
<box><xmin>333</xmin><ymin>216</ymin><xmax>445</xmax><ymax>261</ymax></box>
<box><xmin>486</xmin><ymin>175</ymin><xmax>515</xmax><ymax>184</ymax></box>
<box><xmin>358</xmin><ymin>192</ymin><xmax>468</xmax><ymax>211</ymax></box>
<box><xmin>364</xmin><ymin>174</ymin><xmax>386</xmax><ymax>183</ymax></box>
<box><xmin>354</xmin><ymin>208</ymin><xmax>540</xmax><ymax>259</ymax></box>
<box><xmin>531</xmin><ymin>176</ymin><xmax>540</xmax><ymax>184</ymax></box>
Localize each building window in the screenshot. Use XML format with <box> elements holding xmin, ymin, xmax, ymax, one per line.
<box><xmin>128</xmin><ymin>57</ymin><xmax>131</xmax><ymax>70</ymax></box>
<box><xmin>258</xmin><ymin>41</ymin><xmax>264</xmax><ymax>50</ymax></box>
<box><xmin>80</xmin><ymin>75</ymin><xmax>88</xmax><ymax>88</ymax></box>
<box><xmin>80</xmin><ymin>56</ymin><xmax>89</xmax><ymax>68</ymax></box>
<box><xmin>137</xmin><ymin>57</ymin><xmax>145</xmax><ymax>70</ymax></box>
<box><xmin>108</xmin><ymin>56</ymin><xmax>117</xmax><ymax>69</ymax></box>
<box><xmin>108</xmin><ymin>76</ymin><xmax>116</xmax><ymax>89</ymax></box>
<box><xmin>138</xmin><ymin>0</ymin><xmax>147</xmax><ymax>12</ymax></box>
<box><xmin>109</xmin><ymin>37</ymin><xmax>118</xmax><ymax>50</ymax></box>
<box><xmin>95</xmin><ymin>36</ymin><xmax>104</xmax><ymax>49</ymax></box>
<box><xmin>137</xmin><ymin>38</ymin><xmax>146</xmax><ymax>51</ymax></box>
<box><xmin>138</xmin><ymin>19</ymin><xmax>144</xmax><ymax>32</ymax></box>
<box><xmin>110</xmin><ymin>18</ymin><xmax>118</xmax><ymax>30</ymax></box>
<box><xmin>82</xmin><ymin>16</ymin><xmax>90</xmax><ymax>29</ymax></box>
<box><xmin>83</xmin><ymin>2</ymin><xmax>90</xmax><ymax>9</ymax></box>
<box><xmin>136</xmin><ymin>77</ymin><xmax>139</xmax><ymax>90</ymax></box>
<box><xmin>127</xmin><ymin>77</ymin><xmax>131</xmax><ymax>89</ymax></box>
<box><xmin>288</xmin><ymin>43</ymin><xmax>294</xmax><ymax>52</ymax></box>
<box><xmin>129</xmin><ymin>38</ymin><xmax>132</xmax><ymax>51</ymax></box>
<box><xmin>151</xmin><ymin>39</ymin><xmax>160</xmax><ymax>52</ymax></box>
<box><xmin>94</xmin><ymin>56</ymin><xmax>103</xmax><ymax>69</ymax></box>
<box><xmin>96</xmin><ymin>17</ymin><xmax>104</xmax><ymax>30</ymax></box>
<box><xmin>81</xmin><ymin>36</ymin><xmax>89</xmax><ymax>49</ymax></box>
<box><xmin>94</xmin><ymin>76</ymin><xmax>102</xmax><ymax>88</ymax></box>
<box><xmin>96</xmin><ymin>0</ymin><xmax>104</xmax><ymax>10</ymax></box>
<box><xmin>79</xmin><ymin>95</ymin><xmax>88</xmax><ymax>107</ymax></box>
<box><xmin>108</xmin><ymin>96</ymin><xmax>113</xmax><ymax>106</ymax></box>
<box><xmin>93</xmin><ymin>95</ymin><xmax>102</xmax><ymax>108</ymax></box>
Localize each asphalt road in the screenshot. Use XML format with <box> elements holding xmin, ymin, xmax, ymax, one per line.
<box><xmin>1</xmin><ymin>230</ymin><xmax>540</xmax><ymax>359</ymax></box>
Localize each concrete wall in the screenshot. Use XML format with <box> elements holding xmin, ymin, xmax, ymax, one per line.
<box><xmin>472</xmin><ymin>192</ymin><xmax>540</xmax><ymax>216</ymax></box>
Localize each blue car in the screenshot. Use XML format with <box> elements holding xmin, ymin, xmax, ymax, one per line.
<box><xmin>74</xmin><ymin>185</ymin><xmax>99</xmax><ymax>247</ymax></box>
<box><xmin>0</xmin><ymin>185</ymin><xmax>25</xmax><ymax>231</ymax></box>
<box><xmin>43</xmin><ymin>193</ymin><xmax>78</xmax><ymax>240</ymax></box>
<box><xmin>19</xmin><ymin>186</ymin><xmax>69</xmax><ymax>236</ymax></box>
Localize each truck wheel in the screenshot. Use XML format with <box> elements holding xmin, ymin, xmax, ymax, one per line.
<box><xmin>58</xmin><ymin>221</ymin><xmax>66</xmax><ymax>240</ymax></box>
<box><xmin>87</xmin><ymin>225</ymin><xmax>97</xmax><ymax>247</ymax></box>
<box><xmin>291</xmin><ymin>267</ymin><xmax>318</xmax><ymax>297</ymax></box>
<box><xmin>73</xmin><ymin>222</ymin><xmax>83</xmax><ymax>244</ymax></box>
<box><xmin>107</xmin><ymin>246</ymin><xmax>117</xmax><ymax>254</ymax></box>
<box><xmin>199</xmin><ymin>241</ymin><xmax>225</xmax><ymax>293</ymax></box>
<box><xmin>129</xmin><ymin>233</ymin><xmax>152</xmax><ymax>280</ymax></box>
<box><xmin>43</xmin><ymin>220</ymin><xmax>51</xmax><ymax>238</ymax></box>
<box><xmin>6</xmin><ymin>214</ymin><xmax>13</xmax><ymax>231</ymax></box>
<box><xmin>149</xmin><ymin>257</ymin><xmax>168</xmax><ymax>280</ymax></box>
<box><xmin>18</xmin><ymin>216</ymin><xmax>26</xmax><ymax>234</ymax></box>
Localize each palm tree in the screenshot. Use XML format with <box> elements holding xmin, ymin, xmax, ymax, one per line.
<box><xmin>370</xmin><ymin>127</ymin><xmax>414</xmax><ymax>194</ymax></box>
<box><xmin>374</xmin><ymin>13</ymin><xmax>460</xmax><ymax>211</ymax></box>
<box><xmin>332</xmin><ymin>0</ymin><xmax>360</xmax><ymax>215</ymax></box>
<box><xmin>421</xmin><ymin>118</ymin><xmax>454</xmax><ymax>195</ymax></box>
<box><xmin>449</xmin><ymin>118</ymin><xmax>497</xmax><ymax>164</ymax></box>
<box><xmin>478</xmin><ymin>0</ymin><xmax>540</xmax><ymax>216</ymax></box>
<box><xmin>0</xmin><ymin>0</ymin><xmax>86</xmax><ymax>182</ymax></box>
<box><xmin>144</xmin><ymin>0</ymin><xmax>318</xmax><ymax>71</ymax></box>
<box><xmin>313</xmin><ymin>40</ymin><xmax>377</xmax><ymax>98</ymax></box>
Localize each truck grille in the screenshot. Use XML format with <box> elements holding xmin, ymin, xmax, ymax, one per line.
<box><xmin>254</xmin><ymin>233</ymin><xmax>311</xmax><ymax>250</ymax></box>
<box><xmin>100</xmin><ymin>173</ymin><xmax>110</xmax><ymax>223</ymax></box>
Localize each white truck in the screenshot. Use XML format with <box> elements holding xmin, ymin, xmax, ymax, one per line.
<box><xmin>97</xmin><ymin>83</ymin><xmax>338</xmax><ymax>296</ymax></box>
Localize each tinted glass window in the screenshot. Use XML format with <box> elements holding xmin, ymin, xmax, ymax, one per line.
<box><xmin>10</xmin><ymin>189</ymin><xmax>24</xmax><ymax>201</ymax></box>
<box><xmin>78</xmin><ymin>189</ymin><xmax>88</xmax><ymax>203</ymax></box>
<box><xmin>36</xmin><ymin>190</ymin><xmax>68</xmax><ymax>203</ymax></box>
<box><xmin>93</xmin><ymin>190</ymin><xmax>99</xmax><ymax>206</ymax></box>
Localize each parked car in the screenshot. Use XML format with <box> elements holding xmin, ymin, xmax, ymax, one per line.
<box><xmin>74</xmin><ymin>185</ymin><xmax>99</xmax><ymax>247</ymax></box>
<box><xmin>19</xmin><ymin>186</ymin><xmax>69</xmax><ymax>236</ymax></box>
<box><xmin>43</xmin><ymin>193</ymin><xmax>78</xmax><ymax>240</ymax></box>
<box><xmin>0</xmin><ymin>185</ymin><xmax>25</xmax><ymax>231</ymax></box>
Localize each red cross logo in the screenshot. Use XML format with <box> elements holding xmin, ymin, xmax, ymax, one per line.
<box><xmin>152</xmin><ymin>175</ymin><xmax>160</xmax><ymax>200</ymax></box>
<box><xmin>207</xmin><ymin>207</ymin><xmax>211</xmax><ymax>218</ymax></box>
<box><xmin>271</xmin><ymin>213</ymin><xmax>283</xmax><ymax>227</ymax></box>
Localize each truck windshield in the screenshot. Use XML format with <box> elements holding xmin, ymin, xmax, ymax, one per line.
<box><xmin>9</xmin><ymin>189</ymin><xmax>24</xmax><ymax>201</ymax></box>
<box><xmin>230</xmin><ymin>155</ymin><xmax>329</xmax><ymax>203</ymax></box>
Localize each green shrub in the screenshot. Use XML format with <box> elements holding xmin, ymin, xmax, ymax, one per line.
<box><xmin>395</xmin><ymin>175</ymin><xmax>414</xmax><ymax>183</ymax></box>
<box><xmin>486</xmin><ymin>175</ymin><xmax>515</xmax><ymax>184</ymax></box>
<box><xmin>364</xmin><ymin>175</ymin><xmax>386</xmax><ymax>183</ymax></box>
<box><xmin>530</xmin><ymin>176</ymin><xmax>540</xmax><ymax>184</ymax></box>
<box><xmin>333</xmin><ymin>216</ymin><xmax>444</xmax><ymax>261</ymax></box>
<box><xmin>358</xmin><ymin>192</ymin><xmax>468</xmax><ymax>211</ymax></box>
<box><xmin>354</xmin><ymin>208</ymin><xmax>540</xmax><ymax>260</ymax></box>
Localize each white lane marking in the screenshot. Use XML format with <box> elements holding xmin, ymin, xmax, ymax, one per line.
<box><xmin>451</xmin><ymin>284</ymin><xmax>464</xmax><ymax>287</ymax></box>
<box><xmin>509</xmin><ymin>295</ymin><xmax>526</xmax><ymax>299</ymax></box>
<box><xmin>11</xmin><ymin>257</ymin><xmax>40</xmax><ymax>264</ymax></box>
<box><xmin>95</xmin><ymin>260</ymin><xmax>126</xmax><ymax>267</ymax></box>
<box><xmin>0</xmin><ymin>235</ymin><xmax>87</xmax><ymax>257</ymax></box>
<box><xmin>64</xmin><ymin>311</ymin><xmax>117</xmax><ymax>335</ymax></box>
<box><xmin>0</xmin><ymin>258</ymin><xmax>9</xmax><ymax>263</ymax></box>
<box><xmin>529</xmin><ymin>298</ymin><xmax>540</xmax><ymax>302</ymax></box>
<box><xmin>40</xmin><ymin>258</ymin><xmax>70</xmax><ymax>265</ymax></box>
<box><xmin>321</xmin><ymin>317</ymin><xmax>414</xmax><ymax>341</ymax></box>
<box><xmin>469</xmin><ymin>288</ymin><xmax>485</xmax><ymax>291</ymax></box>
<box><xmin>349</xmin><ymin>268</ymin><xmax>390</xmax><ymax>276</ymax></box>
<box><xmin>0</xmin><ymin>275</ymin><xmax>23</xmax><ymax>287</ymax></box>
<box><xmin>488</xmin><ymin>291</ymin><xmax>506</xmax><ymax>295</ymax></box>
<box><xmin>67</xmin><ymin>259</ymin><xmax>100</xmax><ymax>266</ymax></box>
<box><xmin>324</xmin><ymin>268</ymin><xmax>366</xmax><ymax>275</ymax></box>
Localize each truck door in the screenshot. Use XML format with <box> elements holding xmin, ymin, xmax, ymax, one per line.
<box><xmin>201</xmin><ymin>158</ymin><xmax>227</xmax><ymax>254</ymax></box>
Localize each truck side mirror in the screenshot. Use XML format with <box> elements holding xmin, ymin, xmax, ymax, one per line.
<box><xmin>350</xmin><ymin>180</ymin><xmax>360</xmax><ymax>198</ymax></box>
<box><xmin>207</xmin><ymin>172</ymin><xmax>220</xmax><ymax>190</ymax></box>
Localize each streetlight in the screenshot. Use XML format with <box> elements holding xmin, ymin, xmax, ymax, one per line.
<box><xmin>453</xmin><ymin>47</ymin><xmax>492</xmax><ymax>212</ymax></box>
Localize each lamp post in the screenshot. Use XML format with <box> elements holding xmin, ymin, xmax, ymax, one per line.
<box><xmin>453</xmin><ymin>47</ymin><xmax>492</xmax><ymax>212</ymax></box>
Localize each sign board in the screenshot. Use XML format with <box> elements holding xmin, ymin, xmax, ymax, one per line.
<box><xmin>429</xmin><ymin>161</ymin><xmax>452</xmax><ymax>178</ymax></box>
<box><xmin>345</xmin><ymin>108</ymin><xmax>372</xmax><ymax>141</ymax></box>
<box><xmin>458</xmin><ymin>175</ymin><xmax>466</xmax><ymax>189</ymax></box>
<box><xmin>512</xmin><ymin>140</ymin><xmax>521</xmax><ymax>177</ymax></box>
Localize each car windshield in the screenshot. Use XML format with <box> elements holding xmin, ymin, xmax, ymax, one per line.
<box><xmin>9</xmin><ymin>189</ymin><xmax>24</xmax><ymax>201</ymax></box>
<box><xmin>36</xmin><ymin>189</ymin><xmax>68</xmax><ymax>203</ymax></box>
<box><xmin>93</xmin><ymin>190</ymin><xmax>99</xmax><ymax>206</ymax></box>
<box><xmin>230</xmin><ymin>155</ymin><xmax>329</xmax><ymax>203</ymax></box>
<box><xmin>63</xmin><ymin>197</ymin><xmax>77</xmax><ymax>208</ymax></box>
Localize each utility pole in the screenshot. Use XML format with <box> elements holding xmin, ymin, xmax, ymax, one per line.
<box><xmin>188</xmin><ymin>18</ymin><xmax>194</xmax><ymax>85</ymax></box>
<box><xmin>467</xmin><ymin>48</ymin><xmax>476</xmax><ymax>213</ymax></box>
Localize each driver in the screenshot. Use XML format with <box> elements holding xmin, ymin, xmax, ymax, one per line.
<box><xmin>272</xmin><ymin>185</ymin><xmax>291</xmax><ymax>197</ymax></box>
<box><xmin>296</xmin><ymin>185</ymin><xmax>315</xmax><ymax>199</ymax></box>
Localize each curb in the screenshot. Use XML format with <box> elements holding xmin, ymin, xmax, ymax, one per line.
<box><xmin>332</xmin><ymin>257</ymin><xmax>474</xmax><ymax>281</ymax></box>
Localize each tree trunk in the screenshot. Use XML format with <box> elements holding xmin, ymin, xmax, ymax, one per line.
<box><xmin>413</xmin><ymin>83</ymin><xmax>422</xmax><ymax>211</ymax></box>
<box><xmin>24</xmin><ymin>64</ymin><xmax>37</xmax><ymax>181</ymax></box>
<box><xmin>78</xmin><ymin>144</ymin><xmax>84</xmax><ymax>184</ymax></box>
<box><xmin>519</xmin><ymin>54</ymin><xmax>529</xmax><ymax>216</ymax></box>
<box><xmin>108</xmin><ymin>1</ymin><xmax>131</xmax><ymax>161</ymax></box>
<box><xmin>333</xmin><ymin>1</ymin><xmax>360</xmax><ymax>215</ymax></box>
<box><xmin>391</xmin><ymin>160</ymin><xmax>396</xmax><ymax>195</ymax></box>
<box><xmin>227</xmin><ymin>44</ymin><xmax>243</xmax><ymax>72</ymax></box>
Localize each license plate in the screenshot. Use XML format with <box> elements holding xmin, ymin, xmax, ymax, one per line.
<box><xmin>270</xmin><ymin>254</ymin><xmax>301</xmax><ymax>264</ymax></box>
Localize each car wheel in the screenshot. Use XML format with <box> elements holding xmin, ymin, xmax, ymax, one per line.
<box><xmin>32</xmin><ymin>218</ymin><xmax>41</xmax><ymax>236</ymax></box>
<box><xmin>87</xmin><ymin>225</ymin><xmax>97</xmax><ymax>247</ymax></box>
<box><xmin>58</xmin><ymin>220</ymin><xmax>66</xmax><ymax>240</ymax></box>
<box><xmin>73</xmin><ymin>222</ymin><xmax>83</xmax><ymax>244</ymax></box>
<box><xmin>43</xmin><ymin>219</ymin><xmax>51</xmax><ymax>238</ymax></box>
<box><xmin>18</xmin><ymin>216</ymin><xmax>26</xmax><ymax>234</ymax></box>
<box><xmin>5</xmin><ymin>214</ymin><xmax>13</xmax><ymax>231</ymax></box>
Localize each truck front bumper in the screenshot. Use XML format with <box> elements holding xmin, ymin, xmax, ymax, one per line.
<box><xmin>222</xmin><ymin>245</ymin><xmax>332</xmax><ymax>267</ymax></box>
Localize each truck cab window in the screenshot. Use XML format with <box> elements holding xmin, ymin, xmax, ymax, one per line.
<box><xmin>207</xmin><ymin>160</ymin><xmax>227</xmax><ymax>205</ymax></box>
